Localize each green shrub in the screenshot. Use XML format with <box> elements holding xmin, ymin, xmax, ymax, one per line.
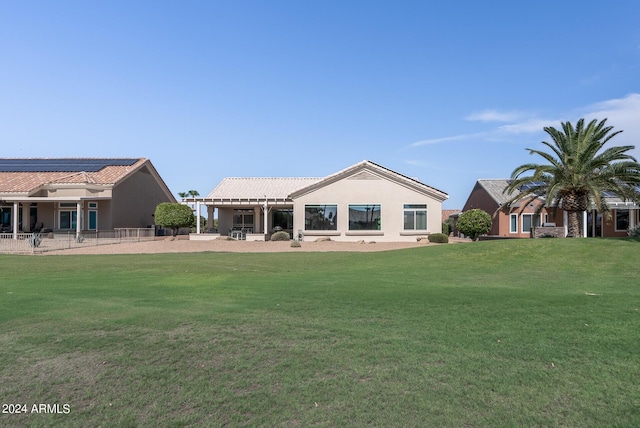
<box><xmin>271</xmin><ymin>231</ymin><xmax>290</xmax><ymax>241</ymax></box>
<box><xmin>428</xmin><ymin>233</ymin><xmax>449</xmax><ymax>243</ymax></box>
<box><xmin>155</xmin><ymin>203</ymin><xmax>194</xmax><ymax>237</ymax></box>
<box><xmin>456</xmin><ymin>209</ymin><xmax>492</xmax><ymax>241</ymax></box>
<box><xmin>628</xmin><ymin>225</ymin><xmax>640</xmax><ymax>237</ymax></box>
<box><xmin>442</xmin><ymin>222</ymin><xmax>451</xmax><ymax>235</ymax></box>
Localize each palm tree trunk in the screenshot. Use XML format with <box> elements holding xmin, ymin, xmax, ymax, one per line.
<box><xmin>566</xmin><ymin>211</ymin><xmax>582</xmax><ymax>237</ymax></box>
<box><xmin>561</xmin><ymin>190</ymin><xmax>588</xmax><ymax>238</ymax></box>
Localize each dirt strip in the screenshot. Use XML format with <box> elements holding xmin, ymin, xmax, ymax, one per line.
<box><xmin>42</xmin><ymin>237</ymin><xmax>470</xmax><ymax>255</ymax></box>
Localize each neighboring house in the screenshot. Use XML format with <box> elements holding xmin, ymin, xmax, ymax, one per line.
<box><xmin>189</xmin><ymin>160</ymin><xmax>448</xmax><ymax>242</ymax></box>
<box><xmin>442</xmin><ymin>209</ymin><xmax>461</xmax><ymax>235</ymax></box>
<box><xmin>462</xmin><ymin>179</ymin><xmax>639</xmax><ymax>238</ymax></box>
<box><xmin>0</xmin><ymin>158</ymin><xmax>175</xmax><ymax>238</ymax></box>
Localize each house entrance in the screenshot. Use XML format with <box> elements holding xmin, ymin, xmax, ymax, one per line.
<box><xmin>587</xmin><ymin>211</ymin><xmax>602</xmax><ymax>237</ymax></box>
<box><xmin>272</xmin><ymin>209</ymin><xmax>293</xmax><ymax>236</ymax></box>
<box><xmin>0</xmin><ymin>206</ymin><xmax>11</xmax><ymax>232</ymax></box>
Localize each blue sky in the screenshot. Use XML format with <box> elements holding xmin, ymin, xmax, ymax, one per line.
<box><xmin>2</xmin><ymin>1</ymin><xmax>639</xmax><ymax>208</ymax></box>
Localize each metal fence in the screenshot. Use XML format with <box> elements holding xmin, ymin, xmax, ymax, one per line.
<box><xmin>0</xmin><ymin>228</ymin><xmax>156</xmax><ymax>254</ymax></box>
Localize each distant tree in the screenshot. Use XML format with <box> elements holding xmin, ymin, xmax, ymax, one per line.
<box><xmin>504</xmin><ymin>118</ymin><xmax>640</xmax><ymax>237</ymax></box>
<box><xmin>154</xmin><ymin>203</ymin><xmax>194</xmax><ymax>237</ymax></box>
<box><xmin>443</xmin><ymin>217</ymin><xmax>455</xmax><ymax>235</ymax></box>
<box><xmin>457</xmin><ymin>209</ymin><xmax>492</xmax><ymax>241</ymax></box>
<box><xmin>178</xmin><ymin>190</ymin><xmax>200</xmax><ymax>200</ymax></box>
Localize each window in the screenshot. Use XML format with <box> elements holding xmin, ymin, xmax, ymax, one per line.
<box><xmin>522</xmin><ymin>214</ymin><xmax>533</xmax><ymax>233</ymax></box>
<box><xmin>305</xmin><ymin>205</ymin><xmax>337</xmax><ymax>230</ymax></box>
<box><xmin>233</xmin><ymin>209</ymin><xmax>254</xmax><ymax>229</ymax></box>
<box><xmin>0</xmin><ymin>206</ymin><xmax>11</xmax><ymax>229</ymax></box>
<box><xmin>58</xmin><ymin>203</ymin><xmax>78</xmax><ymax>230</ymax></box>
<box><xmin>88</xmin><ymin>203</ymin><xmax>98</xmax><ymax>230</ymax></box>
<box><xmin>349</xmin><ymin>204</ymin><xmax>381</xmax><ymax>230</ymax></box>
<box><xmin>272</xmin><ymin>209</ymin><xmax>293</xmax><ymax>230</ymax></box>
<box><xmin>616</xmin><ymin>209</ymin><xmax>629</xmax><ymax>231</ymax></box>
<box><xmin>59</xmin><ymin>211</ymin><xmax>77</xmax><ymax>229</ymax></box>
<box><xmin>510</xmin><ymin>214</ymin><xmax>518</xmax><ymax>233</ymax></box>
<box><xmin>404</xmin><ymin>204</ymin><xmax>427</xmax><ymax>230</ymax></box>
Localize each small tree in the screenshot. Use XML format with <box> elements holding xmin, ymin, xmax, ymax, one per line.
<box><xmin>154</xmin><ymin>203</ymin><xmax>194</xmax><ymax>237</ymax></box>
<box><xmin>457</xmin><ymin>209</ymin><xmax>492</xmax><ymax>241</ymax></box>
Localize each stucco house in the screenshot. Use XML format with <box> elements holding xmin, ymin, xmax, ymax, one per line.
<box><xmin>0</xmin><ymin>158</ymin><xmax>175</xmax><ymax>238</ymax></box>
<box><xmin>462</xmin><ymin>179</ymin><xmax>639</xmax><ymax>238</ymax></box>
<box><xmin>188</xmin><ymin>160</ymin><xmax>448</xmax><ymax>242</ymax></box>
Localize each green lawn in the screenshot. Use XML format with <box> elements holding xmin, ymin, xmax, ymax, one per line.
<box><xmin>1</xmin><ymin>239</ymin><xmax>639</xmax><ymax>427</ymax></box>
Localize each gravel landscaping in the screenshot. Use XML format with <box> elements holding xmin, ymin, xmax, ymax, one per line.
<box><xmin>43</xmin><ymin>236</ymin><xmax>469</xmax><ymax>255</ymax></box>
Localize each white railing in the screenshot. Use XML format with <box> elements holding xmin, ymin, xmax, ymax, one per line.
<box><xmin>0</xmin><ymin>228</ymin><xmax>156</xmax><ymax>253</ymax></box>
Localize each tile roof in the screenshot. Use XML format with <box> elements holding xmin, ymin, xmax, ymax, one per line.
<box><xmin>441</xmin><ymin>209</ymin><xmax>461</xmax><ymax>221</ymax></box>
<box><xmin>476</xmin><ymin>179</ymin><xmax>638</xmax><ymax>208</ymax></box>
<box><xmin>206</xmin><ymin>177</ymin><xmax>322</xmax><ymax>200</ymax></box>
<box><xmin>477</xmin><ymin>179</ymin><xmax>516</xmax><ymax>205</ymax></box>
<box><xmin>0</xmin><ymin>158</ymin><xmax>147</xmax><ymax>194</ymax></box>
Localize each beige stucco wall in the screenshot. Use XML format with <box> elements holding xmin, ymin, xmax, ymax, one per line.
<box><xmin>293</xmin><ymin>175</ymin><xmax>444</xmax><ymax>242</ymax></box>
<box><xmin>112</xmin><ymin>166</ymin><xmax>174</xmax><ymax>228</ymax></box>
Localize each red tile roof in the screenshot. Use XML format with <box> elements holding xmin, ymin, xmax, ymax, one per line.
<box><xmin>0</xmin><ymin>158</ymin><xmax>147</xmax><ymax>194</ymax></box>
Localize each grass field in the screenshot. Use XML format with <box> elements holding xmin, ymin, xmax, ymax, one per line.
<box><xmin>1</xmin><ymin>238</ymin><xmax>639</xmax><ymax>427</ymax></box>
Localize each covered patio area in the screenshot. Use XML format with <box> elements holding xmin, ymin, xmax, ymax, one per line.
<box><xmin>186</xmin><ymin>176</ymin><xmax>319</xmax><ymax>241</ymax></box>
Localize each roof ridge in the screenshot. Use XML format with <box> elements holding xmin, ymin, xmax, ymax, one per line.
<box><xmin>223</xmin><ymin>176</ymin><xmax>322</xmax><ymax>179</ymax></box>
<box><xmin>47</xmin><ymin>171</ymin><xmax>99</xmax><ymax>185</ymax></box>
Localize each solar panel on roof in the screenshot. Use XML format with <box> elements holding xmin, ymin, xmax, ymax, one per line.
<box><xmin>518</xmin><ymin>181</ymin><xmax>546</xmax><ymax>190</ymax></box>
<box><xmin>0</xmin><ymin>158</ymin><xmax>138</xmax><ymax>172</ymax></box>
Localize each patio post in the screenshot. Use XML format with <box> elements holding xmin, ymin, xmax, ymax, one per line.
<box><xmin>76</xmin><ymin>202</ymin><xmax>82</xmax><ymax>240</ymax></box>
<box><xmin>207</xmin><ymin>205</ymin><xmax>214</xmax><ymax>231</ymax></box>
<box><xmin>196</xmin><ymin>201</ymin><xmax>201</xmax><ymax>234</ymax></box>
<box><xmin>263</xmin><ymin>199</ymin><xmax>268</xmax><ymax>236</ymax></box>
<box><xmin>12</xmin><ymin>202</ymin><xmax>19</xmax><ymax>239</ymax></box>
<box><xmin>21</xmin><ymin>203</ymin><xmax>30</xmax><ymax>232</ymax></box>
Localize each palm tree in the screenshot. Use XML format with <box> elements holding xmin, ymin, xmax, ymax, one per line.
<box><xmin>504</xmin><ymin>118</ymin><xmax>640</xmax><ymax>237</ymax></box>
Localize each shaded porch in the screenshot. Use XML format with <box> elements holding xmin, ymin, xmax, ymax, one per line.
<box><xmin>188</xmin><ymin>198</ymin><xmax>295</xmax><ymax>240</ymax></box>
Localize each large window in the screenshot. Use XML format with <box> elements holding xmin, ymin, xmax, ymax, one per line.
<box><xmin>616</xmin><ymin>209</ymin><xmax>629</xmax><ymax>231</ymax></box>
<box><xmin>305</xmin><ymin>205</ymin><xmax>337</xmax><ymax>230</ymax></box>
<box><xmin>272</xmin><ymin>209</ymin><xmax>293</xmax><ymax>230</ymax></box>
<box><xmin>59</xmin><ymin>211</ymin><xmax>78</xmax><ymax>229</ymax></box>
<box><xmin>404</xmin><ymin>204</ymin><xmax>427</xmax><ymax>230</ymax></box>
<box><xmin>349</xmin><ymin>204</ymin><xmax>381</xmax><ymax>230</ymax></box>
<box><xmin>59</xmin><ymin>203</ymin><xmax>78</xmax><ymax>230</ymax></box>
<box><xmin>233</xmin><ymin>209</ymin><xmax>254</xmax><ymax>230</ymax></box>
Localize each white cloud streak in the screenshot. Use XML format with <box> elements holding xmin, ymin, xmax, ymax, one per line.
<box><xmin>465</xmin><ymin>109</ymin><xmax>526</xmax><ymax>123</ymax></box>
<box><xmin>410</xmin><ymin>132</ymin><xmax>487</xmax><ymax>147</ymax></box>
<box><xmin>409</xmin><ymin>93</ymin><xmax>640</xmax><ymax>151</ymax></box>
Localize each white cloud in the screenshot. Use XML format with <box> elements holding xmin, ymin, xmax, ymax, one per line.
<box><xmin>404</xmin><ymin>159</ymin><xmax>427</xmax><ymax>166</ymax></box>
<box><xmin>409</xmin><ymin>132</ymin><xmax>487</xmax><ymax>147</ymax></box>
<box><xmin>465</xmin><ymin>109</ymin><xmax>526</xmax><ymax>123</ymax></box>
<box><xmin>578</xmin><ymin>93</ymin><xmax>640</xmax><ymax>157</ymax></box>
<box><xmin>496</xmin><ymin>119</ymin><xmax>560</xmax><ymax>135</ymax></box>
<box><xmin>408</xmin><ymin>93</ymin><xmax>640</xmax><ymax>154</ymax></box>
